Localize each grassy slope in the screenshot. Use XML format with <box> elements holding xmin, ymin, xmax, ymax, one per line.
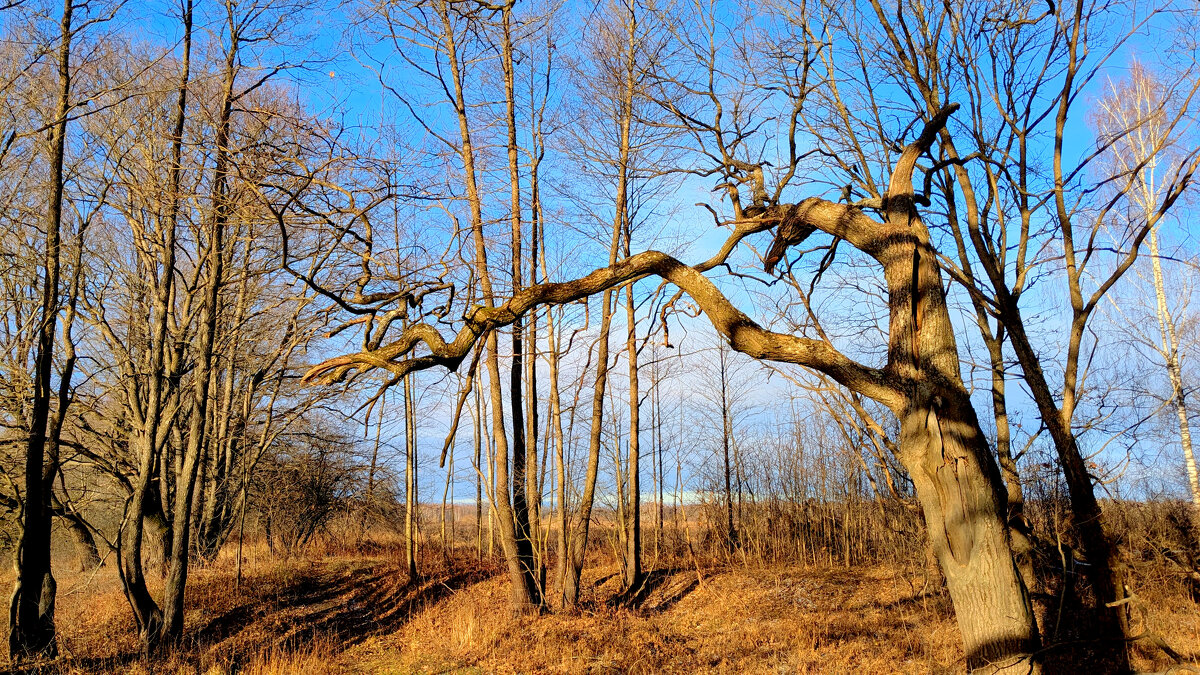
<box><xmin>3</xmin><ymin>544</ymin><xmax>1197</xmax><ymax>673</ymax></box>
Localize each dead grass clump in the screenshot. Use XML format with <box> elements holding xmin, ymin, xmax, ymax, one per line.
<box><xmin>234</xmin><ymin>633</ymin><xmax>340</xmax><ymax>675</ymax></box>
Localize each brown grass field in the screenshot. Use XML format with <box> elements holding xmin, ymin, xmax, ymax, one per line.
<box><xmin>2</xmin><ymin>539</ymin><xmax>1198</xmax><ymax>674</ymax></box>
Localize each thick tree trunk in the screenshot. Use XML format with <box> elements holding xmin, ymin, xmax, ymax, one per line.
<box><xmin>64</xmin><ymin>518</ymin><xmax>102</xmax><ymax>572</ymax></box>
<box><xmin>119</xmin><ymin>456</ymin><xmax>164</xmax><ymax>650</ymax></box>
<box><xmin>872</xmin><ymin>105</ymin><xmax>1041</xmax><ymax>672</ymax></box>
<box><xmin>875</xmin><ymin>157</ymin><xmax>1041</xmax><ymax>671</ymax></box>
<box><xmin>51</xmin><ymin>494</ymin><xmax>103</xmax><ymax>572</ymax></box>
<box><xmin>938</xmin><ymin>166</ymin><xmax>1037</xmax><ymax>594</ymax></box>
<box><xmin>897</xmin><ymin>392</ymin><xmax>1040</xmax><ymax>673</ymax></box>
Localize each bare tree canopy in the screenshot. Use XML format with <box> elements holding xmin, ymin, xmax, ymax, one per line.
<box><xmin>0</xmin><ymin>0</ymin><xmax>1198</xmax><ymax>672</ymax></box>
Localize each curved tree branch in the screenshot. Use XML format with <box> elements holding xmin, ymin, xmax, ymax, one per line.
<box><xmin>305</xmin><ymin>248</ymin><xmax>904</xmax><ymax>409</ymax></box>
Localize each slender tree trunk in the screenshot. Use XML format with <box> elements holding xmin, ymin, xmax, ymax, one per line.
<box><xmin>539</xmin><ymin>209</ymin><xmax>569</xmax><ymax>596</ymax></box>
<box><xmin>200</xmin><ymin>248</ymin><xmax>253</xmax><ymax>558</ymax></box>
<box><xmin>437</xmin><ymin>0</ymin><xmax>535</xmax><ymax>610</ymax></box>
<box><xmin>235</xmin><ymin>431</ymin><xmax>248</xmax><ymax>589</ymax></box>
<box><xmin>116</xmin><ymin>0</ymin><xmax>190</xmax><ymax>646</ymax></box>
<box><xmin>500</xmin><ymin>1</ymin><xmax>541</xmax><ymax>609</ymax></box>
<box><xmin>9</xmin><ymin>0</ymin><xmax>72</xmax><ymax>659</ymax></box>
<box><xmin>526</xmin><ymin>126</ymin><xmax>546</xmax><ymax>598</ymax></box>
<box><xmin>158</xmin><ymin>12</ymin><xmax>235</xmax><ymax>648</ymax></box>
<box><xmin>1003</xmin><ymin>312</ymin><xmax>1128</xmax><ymax>651</ymax></box>
<box><xmin>719</xmin><ymin>346</ymin><xmax>737</xmax><ymax>553</ymax></box>
<box><xmin>650</xmin><ymin>370</ymin><xmax>659</xmax><ymax>560</ymax></box>
<box><xmin>530</xmin><ymin>68</ymin><xmax>552</xmax><ymax>593</ymax></box>
<box><xmin>405</xmin><ymin>372</ymin><xmax>419</xmax><ymax>579</ymax></box>
<box><xmin>560</xmin><ymin>3</ymin><xmax>638</xmax><ymax>609</ymax></box>
<box><xmin>984</xmin><ymin>330</ymin><xmax>1035</xmax><ymax>591</ymax></box>
<box><xmin>1021</xmin><ymin>0</ymin><xmax>1132</xmax><ymax>654</ymax></box>
<box><xmin>623</xmin><ymin>275</ymin><xmax>642</xmax><ymax>590</ymax></box>
<box><xmin>560</xmin><ymin>290</ymin><xmax>617</xmax><ymax>609</ymax></box>
<box><xmin>1148</xmin><ymin>227</ymin><xmax>1200</xmax><ymax>532</ymax></box>
<box><xmin>441</xmin><ymin>433</ymin><xmax>452</xmax><ymax>550</ymax></box>
<box><xmin>549</xmin><ymin>319</ymin><xmax>567</xmax><ymax>580</ymax></box>
<box><xmin>362</xmin><ymin>392</ymin><xmax>384</xmax><ymax>540</ymax></box>
<box><xmin>474</xmin><ymin>371</ymin><xmax>483</xmax><ymax>559</ymax></box>
<box><xmin>47</xmin><ymin>218</ymin><xmax>90</xmax><ymax>574</ymax></box>
<box><xmin>654</xmin><ymin>365</ymin><xmax>664</xmax><ymax>557</ymax></box>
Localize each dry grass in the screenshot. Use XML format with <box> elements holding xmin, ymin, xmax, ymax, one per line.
<box><xmin>2</xmin><ymin>541</ymin><xmax>1198</xmax><ymax>674</ymax></box>
<box><xmin>348</xmin><ymin>563</ymin><xmax>963</xmax><ymax>674</ymax></box>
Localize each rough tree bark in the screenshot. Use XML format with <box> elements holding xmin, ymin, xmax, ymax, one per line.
<box><xmin>51</xmin><ymin>493</ymin><xmax>103</xmax><ymax>571</ymax></box>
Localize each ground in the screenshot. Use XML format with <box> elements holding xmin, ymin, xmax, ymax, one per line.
<box><xmin>3</xmin><ymin>546</ymin><xmax>1197</xmax><ymax>673</ymax></box>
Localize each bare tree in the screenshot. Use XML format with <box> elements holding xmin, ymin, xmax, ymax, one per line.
<box><xmin>1095</xmin><ymin>63</ymin><xmax>1200</xmax><ymax>534</ymax></box>
<box><xmin>9</xmin><ymin>0</ymin><xmax>73</xmax><ymax>659</ymax></box>
<box><xmin>762</xmin><ymin>0</ymin><xmax>1200</xmax><ymax>661</ymax></box>
<box><xmin>697</xmin><ymin>339</ymin><xmax>754</xmax><ymax>555</ymax></box>
<box><xmin>306</xmin><ymin>103</ymin><xmax>1045</xmax><ymax>672</ymax></box>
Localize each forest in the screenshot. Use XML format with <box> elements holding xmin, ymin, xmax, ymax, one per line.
<box><xmin>1</xmin><ymin>0</ymin><xmax>1199</xmax><ymax>672</ymax></box>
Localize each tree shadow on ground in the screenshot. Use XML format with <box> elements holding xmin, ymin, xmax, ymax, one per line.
<box><xmin>17</xmin><ymin>555</ymin><xmax>499</xmax><ymax>674</ymax></box>
<box><xmin>602</xmin><ymin>567</ymin><xmax>702</xmax><ymax>613</ymax></box>
<box><xmin>198</xmin><ymin>557</ymin><xmax>495</xmax><ymax>670</ymax></box>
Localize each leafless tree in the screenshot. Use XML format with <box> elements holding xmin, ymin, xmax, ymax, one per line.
<box><xmin>9</xmin><ymin>0</ymin><xmax>74</xmax><ymax>659</ymax></box>
<box><xmin>1095</xmin><ymin>63</ymin><xmax>1200</xmax><ymax>534</ymax></box>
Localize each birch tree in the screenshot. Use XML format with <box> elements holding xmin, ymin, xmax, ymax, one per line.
<box><xmin>1095</xmin><ymin>63</ymin><xmax>1200</xmax><ymax>533</ymax></box>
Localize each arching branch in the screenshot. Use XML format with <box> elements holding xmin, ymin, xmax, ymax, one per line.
<box><xmin>305</xmin><ymin>249</ymin><xmax>904</xmax><ymax>409</ymax></box>
<box><xmin>885</xmin><ymin>103</ymin><xmax>959</xmax><ymax>224</ymax></box>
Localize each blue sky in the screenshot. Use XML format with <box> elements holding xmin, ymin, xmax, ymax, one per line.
<box><xmin>44</xmin><ymin>0</ymin><xmax>1200</xmax><ymax>505</ymax></box>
